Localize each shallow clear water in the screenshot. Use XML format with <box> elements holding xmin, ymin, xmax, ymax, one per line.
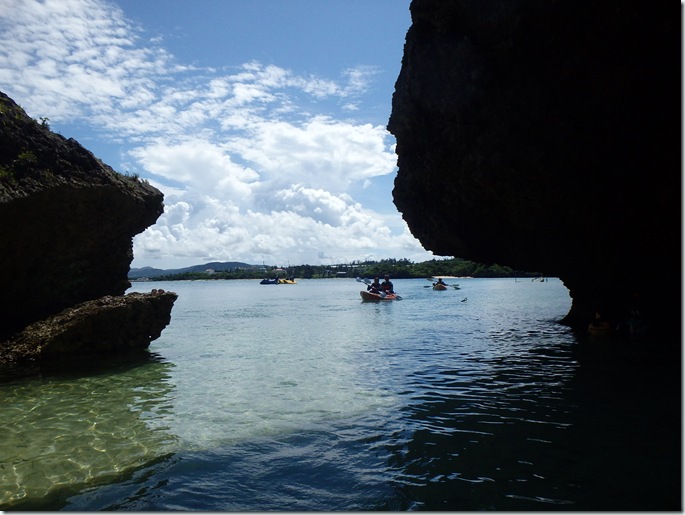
<box><xmin>0</xmin><ymin>278</ymin><xmax>680</xmax><ymax>510</ymax></box>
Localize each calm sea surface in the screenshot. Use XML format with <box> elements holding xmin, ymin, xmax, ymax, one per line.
<box><xmin>0</xmin><ymin>278</ymin><xmax>680</xmax><ymax>510</ymax></box>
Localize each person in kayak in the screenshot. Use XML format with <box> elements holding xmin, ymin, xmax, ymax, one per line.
<box><xmin>367</xmin><ymin>277</ymin><xmax>381</xmax><ymax>293</ymax></box>
<box><xmin>380</xmin><ymin>274</ymin><xmax>394</xmax><ymax>294</ymax></box>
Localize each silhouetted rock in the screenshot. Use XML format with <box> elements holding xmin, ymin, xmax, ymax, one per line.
<box><xmin>389</xmin><ymin>0</ymin><xmax>680</xmax><ymax>335</ymax></box>
<box><xmin>0</xmin><ymin>91</ymin><xmax>176</xmax><ymax>368</ymax></box>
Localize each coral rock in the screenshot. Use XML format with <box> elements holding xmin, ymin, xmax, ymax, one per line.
<box><xmin>0</xmin><ymin>292</ymin><xmax>177</xmax><ymax>367</ymax></box>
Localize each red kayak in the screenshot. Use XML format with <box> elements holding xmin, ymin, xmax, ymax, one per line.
<box><xmin>360</xmin><ymin>290</ymin><xmax>399</xmax><ymax>301</ymax></box>
<box><xmin>432</xmin><ymin>283</ymin><xmax>447</xmax><ymax>290</ymax></box>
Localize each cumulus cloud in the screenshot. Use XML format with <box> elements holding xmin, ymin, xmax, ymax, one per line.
<box><xmin>0</xmin><ymin>0</ymin><xmax>435</xmax><ymax>267</ymax></box>
<box><xmin>131</xmin><ymin>140</ymin><xmax>259</xmax><ymax>198</ymax></box>
<box><xmin>133</xmin><ymin>192</ymin><xmax>406</xmax><ymax>266</ymax></box>
<box><xmin>230</xmin><ymin>116</ymin><xmax>396</xmax><ymax>193</ymax></box>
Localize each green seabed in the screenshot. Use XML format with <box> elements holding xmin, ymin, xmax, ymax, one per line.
<box><xmin>0</xmin><ymin>355</ymin><xmax>178</xmax><ymax>509</ymax></box>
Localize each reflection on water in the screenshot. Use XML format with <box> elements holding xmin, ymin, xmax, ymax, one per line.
<box><xmin>0</xmin><ymin>353</ymin><xmax>177</xmax><ymax>510</ymax></box>
<box><xmin>1</xmin><ymin>279</ymin><xmax>680</xmax><ymax>511</ymax></box>
<box><xmin>386</xmin><ymin>341</ymin><xmax>578</xmax><ymax>510</ymax></box>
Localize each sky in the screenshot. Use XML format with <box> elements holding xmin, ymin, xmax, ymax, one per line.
<box><xmin>0</xmin><ymin>0</ymin><xmax>443</xmax><ymax>269</ymax></box>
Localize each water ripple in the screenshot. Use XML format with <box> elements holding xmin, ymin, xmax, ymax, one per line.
<box><xmin>3</xmin><ymin>279</ymin><xmax>680</xmax><ymax>511</ymax></box>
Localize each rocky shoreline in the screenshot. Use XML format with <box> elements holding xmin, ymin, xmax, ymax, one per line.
<box><xmin>0</xmin><ymin>91</ymin><xmax>176</xmax><ymax>375</ymax></box>
<box><xmin>0</xmin><ymin>291</ymin><xmax>176</xmax><ymax>370</ymax></box>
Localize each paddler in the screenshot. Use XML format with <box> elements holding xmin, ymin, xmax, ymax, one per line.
<box><xmin>367</xmin><ymin>276</ymin><xmax>381</xmax><ymax>293</ymax></box>
<box><xmin>380</xmin><ymin>274</ymin><xmax>394</xmax><ymax>294</ymax></box>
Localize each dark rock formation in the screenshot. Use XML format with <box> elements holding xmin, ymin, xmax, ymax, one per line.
<box><xmin>0</xmin><ymin>91</ymin><xmax>176</xmax><ymax>368</ymax></box>
<box><xmin>0</xmin><ymin>291</ymin><xmax>177</xmax><ymax>368</ymax></box>
<box><xmin>389</xmin><ymin>0</ymin><xmax>680</xmax><ymax>335</ymax></box>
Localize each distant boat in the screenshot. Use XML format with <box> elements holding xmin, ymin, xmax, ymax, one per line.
<box><xmin>278</xmin><ymin>278</ymin><xmax>297</xmax><ymax>284</ymax></box>
<box><xmin>428</xmin><ymin>276</ymin><xmax>460</xmax><ymax>290</ymax></box>
<box><xmin>259</xmin><ymin>278</ymin><xmax>279</xmax><ymax>285</ymax></box>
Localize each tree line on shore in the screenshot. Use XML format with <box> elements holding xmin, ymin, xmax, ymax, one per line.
<box><xmin>136</xmin><ymin>258</ymin><xmax>544</xmax><ymax>282</ymax></box>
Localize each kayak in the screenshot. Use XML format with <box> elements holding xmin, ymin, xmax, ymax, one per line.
<box><xmin>278</xmin><ymin>278</ymin><xmax>297</xmax><ymax>284</ymax></box>
<box><xmin>360</xmin><ymin>290</ymin><xmax>399</xmax><ymax>301</ymax></box>
<box><xmin>428</xmin><ymin>276</ymin><xmax>460</xmax><ymax>290</ymax></box>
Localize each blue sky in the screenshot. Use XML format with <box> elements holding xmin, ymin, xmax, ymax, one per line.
<box><xmin>0</xmin><ymin>0</ymin><xmax>441</xmax><ymax>269</ymax></box>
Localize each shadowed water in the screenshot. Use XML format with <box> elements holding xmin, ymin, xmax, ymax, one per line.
<box><xmin>0</xmin><ymin>278</ymin><xmax>679</xmax><ymax>510</ymax></box>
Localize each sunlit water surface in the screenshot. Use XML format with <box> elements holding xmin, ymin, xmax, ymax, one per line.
<box><xmin>0</xmin><ymin>278</ymin><xmax>679</xmax><ymax>510</ymax></box>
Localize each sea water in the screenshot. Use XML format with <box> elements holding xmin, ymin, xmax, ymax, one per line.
<box><xmin>0</xmin><ymin>278</ymin><xmax>680</xmax><ymax>510</ymax></box>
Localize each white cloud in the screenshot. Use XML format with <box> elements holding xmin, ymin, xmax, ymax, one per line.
<box><xmin>0</xmin><ymin>0</ymin><xmax>177</xmax><ymax>121</ymax></box>
<box><xmin>133</xmin><ymin>192</ymin><xmax>416</xmax><ymax>266</ymax></box>
<box><xmin>0</xmin><ymin>0</ymin><xmax>436</xmax><ymax>268</ymax></box>
<box><xmin>131</xmin><ymin>140</ymin><xmax>259</xmax><ymax>198</ymax></box>
<box><xmin>342</xmin><ymin>66</ymin><xmax>378</xmax><ymax>94</ymax></box>
<box><xmin>230</xmin><ymin>116</ymin><xmax>396</xmax><ymax>193</ymax></box>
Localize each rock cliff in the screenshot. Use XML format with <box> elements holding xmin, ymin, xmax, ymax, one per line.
<box><xmin>0</xmin><ymin>91</ymin><xmax>176</xmax><ymax>369</ymax></box>
<box><xmin>388</xmin><ymin>0</ymin><xmax>680</xmax><ymax>335</ymax></box>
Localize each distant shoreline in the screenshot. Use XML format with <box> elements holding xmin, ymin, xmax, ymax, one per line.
<box><xmin>130</xmin><ymin>257</ymin><xmax>546</xmax><ymax>282</ymax></box>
